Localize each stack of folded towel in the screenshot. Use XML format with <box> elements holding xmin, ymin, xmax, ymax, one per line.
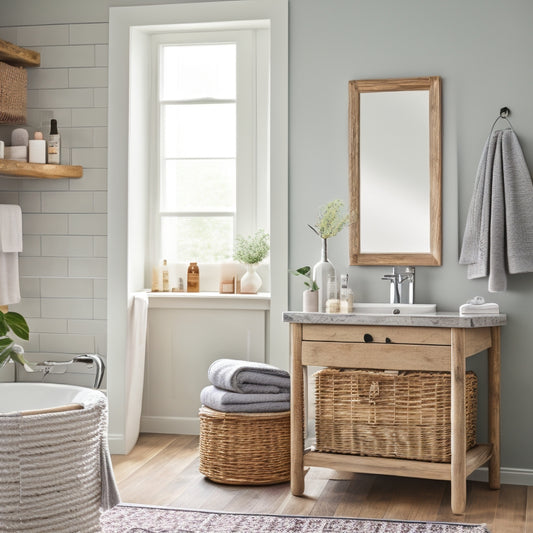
<box><xmin>200</xmin><ymin>358</ymin><xmax>290</xmax><ymax>413</ymax></box>
<box><xmin>459</xmin><ymin>296</ymin><xmax>500</xmax><ymax>315</ymax></box>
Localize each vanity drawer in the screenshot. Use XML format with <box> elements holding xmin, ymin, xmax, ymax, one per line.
<box><xmin>302</xmin><ymin>324</ymin><xmax>451</xmax><ymax>346</ymax></box>
<box><xmin>301</xmin><ymin>341</ymin><xmax>451</xmax><ymax>371</ymax></box>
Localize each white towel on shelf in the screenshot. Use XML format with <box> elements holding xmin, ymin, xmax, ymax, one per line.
<box><xmin>0</xmin><ymin>204</ymin><xmax>22</xmax><ymax>252</ymax></box>
<box><xmin>0</xmin><ymin>204</ymin><xmax>23</xmax><ymax>306</ymax></box>
<box><xmin>459</xmin><ymin>129</ymin><xmax>533</xmax><ymax>292</ymax></box>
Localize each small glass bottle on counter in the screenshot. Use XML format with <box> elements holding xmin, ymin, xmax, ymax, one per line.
<box><xmin>187</xmin><ymin>262</ymin><xmax>200</xmax><ymax>292</ymax></box>
<box><xmin>340</xmin><ymin>273</ymin><xmax>354</xmax><ymax>313</ymax></box>
<box><xmin>325</xmin><ymin>274</ymin><xmax>340</xmax><ymax>313</ymax></box>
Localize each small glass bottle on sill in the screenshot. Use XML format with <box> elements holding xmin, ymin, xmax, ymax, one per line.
<box><xmin>187</xmin><ymin>262</ymin><xmax>200</xmax><ymax>292</ymax></box>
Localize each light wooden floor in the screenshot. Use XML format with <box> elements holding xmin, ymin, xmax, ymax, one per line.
<box><xmin>112</xmin><ymin>433</ymin><xmax>533</xmax><ymax>533</ymax></box>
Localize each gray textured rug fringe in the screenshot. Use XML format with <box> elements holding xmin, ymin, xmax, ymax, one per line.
<box><xmin>101</xmin><ymin>504</ymin><xmax>490</xmax><ymax>533</ymax></box>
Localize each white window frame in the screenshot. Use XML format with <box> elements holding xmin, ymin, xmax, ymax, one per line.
<box><xmin>108</xmin><ymin>0</ymin><xmax>288</xmax><ymax>454</ymax></box>
<box><xmin>150</xmin><ymin>29</ymin><xmax>270</xmax><ymax>266</ymax></box>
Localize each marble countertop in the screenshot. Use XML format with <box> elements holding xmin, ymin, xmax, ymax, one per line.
<box><xmin>282</xmin><ymin>311</ymin><xmax>507</xmax><ymax>328</ymax></box>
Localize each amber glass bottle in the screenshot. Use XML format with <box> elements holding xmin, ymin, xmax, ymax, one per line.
<box><xmin>187</xmin><ymin>262</ymin><xmax>200</xmax><ymax>292</ymax></box>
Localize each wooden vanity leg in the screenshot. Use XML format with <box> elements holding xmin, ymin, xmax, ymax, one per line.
<box><xmin>488</xmin><ymin>326</ymin><xmax>501</xmax><ymax>489</ymax></box>
<box><xmin>290</xmin><ymin>323</ymin><xmax>305</xmax><ymax>496</ymax></box>
<box><xmin>451</xmin><ymin>328</ymin><xmax>467</xmax><ymax>514</ymax></box>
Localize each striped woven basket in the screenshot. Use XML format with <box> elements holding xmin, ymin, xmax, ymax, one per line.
<box><xmin>315</xmin><ymin>368</ymin><xmax>477</xmax><ymax>463</ymax></box>
<box><xmin>199</xmin><ymin>406</ymin><xmax>291</xmax><ymax>485</ymax></box>
<box><xmin>0</xmin><ymin>61</ymin><xmax>27</xmax><ymax>124</ymax></box>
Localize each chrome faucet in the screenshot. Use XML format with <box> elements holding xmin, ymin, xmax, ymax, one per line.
<box><xmin>35</xmin><ymin>353</ymin><xmax>105</xmax><ymax>389</ymax></box>
<box><xmin>381</xmin><ymin>266</ymin><xmax>415</xmax><ymax>304</ymax></box>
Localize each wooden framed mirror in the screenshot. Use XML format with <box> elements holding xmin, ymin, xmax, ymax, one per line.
<box><xmin>349</xmin><ymin>76</ymin><xmax>442</xmax><ymax>266</ymax></box>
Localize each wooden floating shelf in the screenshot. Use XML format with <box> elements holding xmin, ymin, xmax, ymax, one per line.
<box><xmin>0</xmin><ymin>38</ymin><xmax>40</xmax><ymax>67</ymax></box>
<box><xmin>0</xmin><ymin>160</ymin><xmax>83</xmax><ymax>179</ymax></box>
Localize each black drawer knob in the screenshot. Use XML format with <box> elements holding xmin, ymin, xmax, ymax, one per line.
<box><xmin>385</xmin><ymin>337</ymin><xmax>392</xmax><ymax>344</ymax></box>
<box><xmin>364</xmin><ymin>333</ymin><xmax>373</xmax><ymax>343</ymax></box>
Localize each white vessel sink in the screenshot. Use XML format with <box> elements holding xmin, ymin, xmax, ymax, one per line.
<box><xmin>351</xmin><ymin>303</ymin><xmax>437</xmax><ymax>315</ymax></box>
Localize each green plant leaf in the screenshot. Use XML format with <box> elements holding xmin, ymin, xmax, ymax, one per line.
<box><xmin>0</xmin><ymin>339</ymin><xmax>14</xmax><ymax>360</ymax></box>
<box><xmin>4</xmin><ymin>312</ymin><xmax>29</xmax><ymax>341</ymax></box>
<box><xmin>0</xmin><ymin>350</ymin><xmax>11</xmax><ymax>367</ymax></box>
<box><xmin>0</xmin><ymin>338</ymin><xmax>13</xmax><ymax>349</ymax></box>
<box><xmin>295</xmin><ymin>266</ymin><xmax>311</xmax><ymax>277</ymax></box>
<box><xmin>0</xmin><ymin>312</ymin><xmax>8</xmax><ymax>337</ymax></box>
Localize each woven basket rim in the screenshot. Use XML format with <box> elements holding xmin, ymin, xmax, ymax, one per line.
<box><xmin>199</xmin><ymin>405</ymin><xmax>290</xmax><ymax>420</ymax></box>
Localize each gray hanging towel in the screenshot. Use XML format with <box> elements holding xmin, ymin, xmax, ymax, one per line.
<box><xmin>459</xmin><ymin>128</ymin><xmax>533</xmax><ymax>292</ymax></box>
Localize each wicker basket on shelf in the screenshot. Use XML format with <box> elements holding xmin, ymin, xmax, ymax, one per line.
<box><xmin>314</xmin><ymin>368</ymin><xmax>477</xmax><ymax>463</ymax></box>
<box><xmin>0</xmin><ymin>61</ymin><xmax>27</xmax><ymax>124</ymax></box>
<box><xmin>198</xmin><ymin>406</ymin><xmax>290</xmax><ymax>485</ymax></box>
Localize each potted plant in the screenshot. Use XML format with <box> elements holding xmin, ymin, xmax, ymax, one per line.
<box><xmin>0</xmin><ymin>309</ymin><xmax>31</xmax><ymax>372</ymax></box>
<box><xmin>308</xmin><ymin>200</ymin><xmax>349</xmax><ymax>312</ymax></box>
<box><xmin>233</xmin><ymin>229</ymin><xmax>270</xmax><ymax>294</ymax></box>
<box><xmin>290</xmin><ymin>266</ymin><xmax>319</xmax><ymax>312</ymax></box>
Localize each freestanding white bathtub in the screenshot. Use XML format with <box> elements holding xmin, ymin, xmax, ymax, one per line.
<box><xmin>0</xmin><ymin>382</ymin><xmax>119</xmax><ymax>532</ymax></box>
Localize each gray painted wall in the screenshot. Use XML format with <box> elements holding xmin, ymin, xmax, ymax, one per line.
<box><xmin>0</xmin><ymin>0</ymin><xmax>532</xmax><ymax>473</ymax></box>
<box><xmin>288</xmin><ymin>0</ymin><xmax>533</xmax><ymax>474</ymax></box>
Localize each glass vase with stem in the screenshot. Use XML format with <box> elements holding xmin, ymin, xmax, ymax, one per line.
<box><xmin>312</xmin><ymin>237</ymin><xmax>336</xmax><ymax>313</ymax></box>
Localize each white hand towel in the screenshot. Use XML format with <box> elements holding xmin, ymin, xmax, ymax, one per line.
<box><xmin>0</xmin><ymin>204</ymin><xmax>22</xmax><ymax>252</ymax></box>
<box><xmin>459</xmin><ymin>302</ymin><xmax>500</xmax><ymax>315</ymax></box>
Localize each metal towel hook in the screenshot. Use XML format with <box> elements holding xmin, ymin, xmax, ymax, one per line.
<box><xmin>500</xmin><ymin>106</ymin><xmax>510</xmax><ymax>118</ymax></box>
<box><xmin>489</xmin><ymin>106</ymin><xmax>514</xmax><ymax>136</ymax></box>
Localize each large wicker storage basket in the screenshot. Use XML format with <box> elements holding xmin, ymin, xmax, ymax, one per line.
<box><xmin>0</xmin><ymin>61</ymin><xmax>27</xmax><ymax>124</ymax></box>
<box><xmin>199</xmin><ymin>406</ymin><xmax>290</xmax><ymax>485</ymax></box>
<box><xmin>315</xmin><ymin>369</ymin><xmax>477</xmax><ymax>463</ymax></box>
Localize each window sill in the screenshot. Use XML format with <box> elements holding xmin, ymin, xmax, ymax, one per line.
<box><xmin>145</xmin><ymin>290</ymin><xmax>271</xmax><ymax>311</ymax></box>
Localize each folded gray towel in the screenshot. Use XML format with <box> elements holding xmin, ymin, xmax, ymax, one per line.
<box><xmin>208</xmin><ymin>358</ymin><xmax>290</xmax><ymax>394</ymax></box>
<box><xmin>200</xmin><ymin>385</ymin><xmax>290</xmax><ymax>413</ymax></box>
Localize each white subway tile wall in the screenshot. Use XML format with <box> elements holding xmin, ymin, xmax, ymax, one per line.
<box><xmin>0</xmin><ymin>23</ymin><xmax>108</xmax><ymax>373</ymax></box>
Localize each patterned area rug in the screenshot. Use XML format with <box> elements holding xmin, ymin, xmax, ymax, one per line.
<box><xmin>100</xmin><ymin>504</ymin><xmax>489</xmax><ymax>533</ymax></box>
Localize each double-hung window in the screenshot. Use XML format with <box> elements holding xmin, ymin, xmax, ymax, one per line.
<box><xmin>152</xmin><ymin>29</ymin><xmax>269</xmax><ymax>266</ymax></box>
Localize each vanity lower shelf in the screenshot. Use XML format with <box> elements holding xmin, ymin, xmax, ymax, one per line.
<box><xmin>0</xmin><ymin>160</ymin><xmax>83</xmax><ymax>179</ymax></box>
<box><xmin>304</xmin><ymin>444</ymin><xmax>493</xmax><ymax>481</ymax></box>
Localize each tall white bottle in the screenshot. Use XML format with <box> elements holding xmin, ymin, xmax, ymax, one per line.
<box><xmin>47</xmin><ymin>119</ymin><xmax>60</xmax><ymax>164</ymax></box>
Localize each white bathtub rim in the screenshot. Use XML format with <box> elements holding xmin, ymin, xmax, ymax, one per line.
<box><xmin>0</xmin><ymin>382</ymin><xmax>105</xmax><ymax>415</ymax></box>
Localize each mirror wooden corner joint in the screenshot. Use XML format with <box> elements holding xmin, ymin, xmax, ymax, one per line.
<box><xmin>349</xmin><ymin>76</ymin><xmax>442</xmax><ymax>266</ymax></box>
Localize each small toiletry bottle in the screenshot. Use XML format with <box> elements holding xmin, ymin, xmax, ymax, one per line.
<box><xmin>187</xmin><ymin>262</ymin><xmax>200</xmax><ymax>292</ymax></box>
<box><xmin>340</xmin><ymin>274</ymin><xmax>354</xmax><ymax>313</ymax></box>
<box><xmin>47</xmin><ymin>119</ymin><xmax>60</xmax><ymax>164</ymax></box>
<box><xmin>326</xmin><ymin>274</ymin><xmax>340</xmax><ymax>313</ymax></box>
<box><xmin>151</xmin><ymin>265</ymin><xmax>160</xmax><ymax>292</ymax></box>
<box><xmin>161</xmin><ymin>259</ymin><xmax>169</xmax><ymax>292</ymax></box>
<box><xmin>28</xmin><ymin>132</ymin><xmax>47</xmax><ymax>164</ymax></box>
<box><xmin>0</xmin><ymin>140</ymin><xmax>4</xmax><ymax>159</ymax></box>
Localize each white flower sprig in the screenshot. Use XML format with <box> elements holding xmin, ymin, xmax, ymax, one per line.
<box><xmin>233</xmin><ymin>229</ymin><xmax>270</xmax><ymax>265</ymax></box>
<box><xmin>308</xmin><ymin>199</ymin><xmax>349</xmax><ymax>239</ymax></box>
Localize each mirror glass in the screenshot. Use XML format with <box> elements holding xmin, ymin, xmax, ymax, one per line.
<box><xmin>349</xmin><ymin>77</ymin><xmax>441</xmax><ymax>266</ymax></box>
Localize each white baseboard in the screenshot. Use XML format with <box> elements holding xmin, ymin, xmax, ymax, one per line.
<box><xmin>140</xmin><ymin>415</ymin><xmax>200</xmax><ymax>435</ymax></box>
<box><xmin>108</xmin><ymin>432</ymin><xmax>126</xmax><ymax>455</ymax></box>
<box><xmin>469</xmin><ymin>466</ymin><xmax>533</xmax><ymax>486</ymax></box>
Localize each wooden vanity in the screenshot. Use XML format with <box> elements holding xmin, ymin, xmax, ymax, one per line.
<box><xmin>283</xmin><ymin>311</ymin><xmax>506</xmax><ymax>514</ymax></box>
